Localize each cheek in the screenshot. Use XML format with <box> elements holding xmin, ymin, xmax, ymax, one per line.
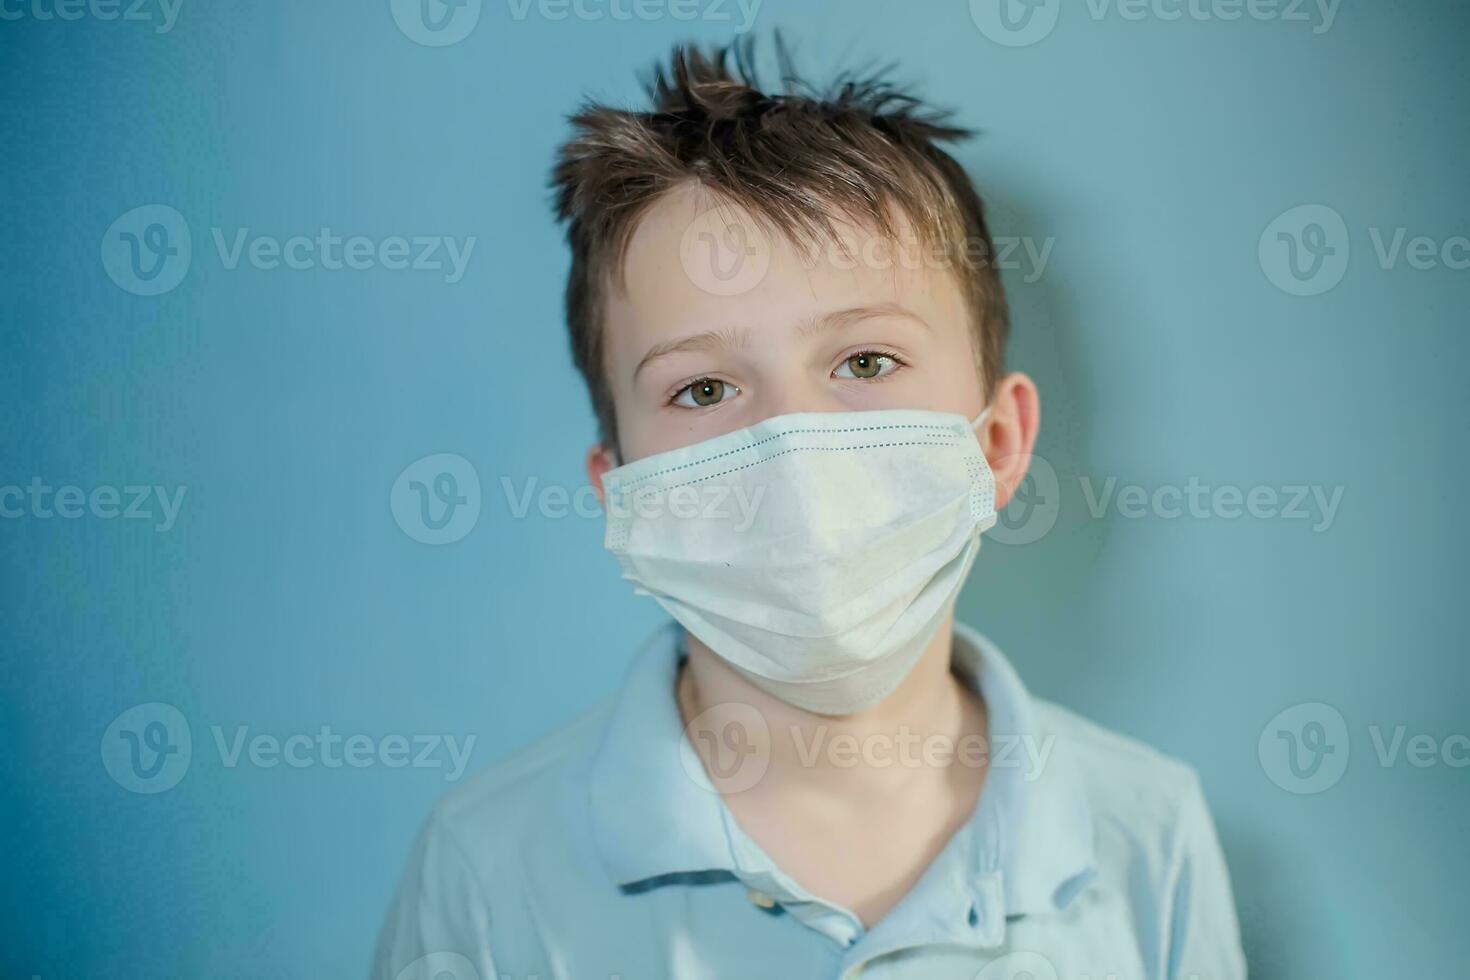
<box><xmin>930</xmin><ymin>355</ymin><xmax>986</xmax><ymax>404</ymax></box>
<box><xmin>602</xmin><ymin>351</ymin><xmax>660</xmax><ymax>455</ymax></box>
<box><xmin>620</xmin><ymin>421</ymin><xmax>705</xmax><ymax>462</ymax></box>
<box><xmin>607</xmin><ymin>396</ymin><xmax>693</xmax><ymax>462</ymax></box>
<box><xmin>891</xmin><ymin>333</ymin><xmax>985</xmax><ymax>412</ymax></box>
<box><xmin>928</xmin><ymin>322</ymin><xmax>986</xmax><ymax>395</ymax></box>
<box><xmin>609</xmin><ymin>400</ymin><xmax>658</xmax><ymax>461</ymax></box>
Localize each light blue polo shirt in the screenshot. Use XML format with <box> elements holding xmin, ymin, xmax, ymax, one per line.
<box><xmin>372</xmin><ymin>622</ymin><xmax>1246</xmax><ymax>979</ymax></box>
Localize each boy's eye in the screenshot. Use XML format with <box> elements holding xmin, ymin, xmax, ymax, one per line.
<box><xmin>673</xmin><ymin>378</ymin><xmax>735</xmax><ymax>408</ymax></box>
<box><xmin>835</xmin><ymin>352</ymin><xmax>898</xmax><ymax>380</ymax></box>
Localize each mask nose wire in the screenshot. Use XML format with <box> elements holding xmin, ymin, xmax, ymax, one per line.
<box><xmin>609</xmin><ymin>407</ymin><xmax>995</xmax><ymax>470</ymax></box>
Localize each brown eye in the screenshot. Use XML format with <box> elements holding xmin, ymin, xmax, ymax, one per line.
<box><xmin>678</xmin><ymin>378</ymin><xmax>727</xmax><ymax>407</ymax></box>
<box><xmin>692</xmin><ymin>380</ymin><xmax>725</xmax><ymax>405</ymax></box>
<box><xmin>844</xmin><ymin>353</ymin><xmax>884</xmax><ymax>379</ymax></box>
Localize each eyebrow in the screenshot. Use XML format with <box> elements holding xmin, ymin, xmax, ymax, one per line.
<box><xmin>632</xmin><ymin>327</ymin><xmax>749</xmax><ymax>381</ymax></box>
<box><xmin>631</xmin><ymin>303</ymin><xmax>931</xmax><ymax>381</ymax></box>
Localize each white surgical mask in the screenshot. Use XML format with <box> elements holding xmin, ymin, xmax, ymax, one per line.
<box><xmin>602</xmin><ymin>407</ymin><xmax>997</xmax><ymax>715</ymax></box>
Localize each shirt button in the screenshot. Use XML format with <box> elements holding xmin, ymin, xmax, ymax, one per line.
<box><xmin>746</xmin><ymin>888</ymin><xmax>776</xmax><ymax>909</ymax></box>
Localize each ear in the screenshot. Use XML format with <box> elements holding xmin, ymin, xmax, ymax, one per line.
<box><xmin>977</xmin><ymin>372</ymin><xmax>1041</xmax><ymax>511</ymax></box>
<box><xmin>585</xmin><ymin>442</ymin><xmax>618</xmax><ymax>505</ymax></box>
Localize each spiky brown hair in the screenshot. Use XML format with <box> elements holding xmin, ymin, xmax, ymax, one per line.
<box><xmin>551</xmin><ymin>35</ymin><xmax>1010</xmax><ymax>451</ymax></box>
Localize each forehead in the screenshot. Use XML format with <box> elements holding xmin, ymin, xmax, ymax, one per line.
<box><xmin>604</xmin><ymin>182</ymin><xmax>969</xmax><ymax>344</ymax></box>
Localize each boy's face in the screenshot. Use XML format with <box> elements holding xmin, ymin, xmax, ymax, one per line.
<box><xmin>588</xmin><ymin>182</ymin><xmax>1037</xmax><ymax>505</ymax></box>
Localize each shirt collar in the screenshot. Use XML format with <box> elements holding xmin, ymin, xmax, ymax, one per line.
<box><xmin>950</xmin><ymin>620</ymin><xmax>1097</xmax><ymax>917</ymax></box>
<box><xmin>586</xmin><ymin>620</ymin><xmax>1096</xmax><ymax>922</ymax></box>
<box><xmin>586</xmin><ymin>622</ymin><xmax>732</xmax><ymax>885</ymax></box>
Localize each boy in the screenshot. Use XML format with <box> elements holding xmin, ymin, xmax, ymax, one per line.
<box><xmin>374</xmin><ymin>39</ymin><xmax>1246</xmax><ymax>980</ymax></box>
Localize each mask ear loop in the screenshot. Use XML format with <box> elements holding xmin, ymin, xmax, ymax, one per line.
<box><xmin>970</xmin><ymin>406</ymin><xmax>992</xmax><ymax>430</ymax></box>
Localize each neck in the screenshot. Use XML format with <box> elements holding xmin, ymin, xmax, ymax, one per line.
<box><xmin>676</xmin><ymin>609</ymin><xmax>987</xmax><ymax>800</ymax></box>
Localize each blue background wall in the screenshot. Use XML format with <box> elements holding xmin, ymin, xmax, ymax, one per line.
<box><xmin>2</xmin><ymin>1</ymin><xmax>1466</xmax><ymax>976</ymax></box>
